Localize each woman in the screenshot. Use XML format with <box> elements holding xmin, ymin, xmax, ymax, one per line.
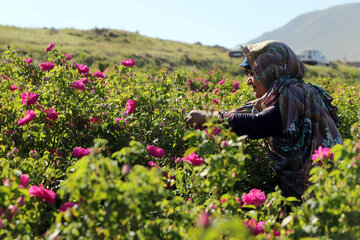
<box><xmin>185</xmin><ymin>40</ymin><xmax>342</xmax><ymax>199</ymax></box>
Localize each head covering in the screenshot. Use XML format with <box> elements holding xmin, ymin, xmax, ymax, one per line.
<box><xmin>231</xmin><ymin>40</ymin><xmax>342</xmax><ymax>198</ymax></box>
<box><xmin>241</xmin><ymin>40</ymin><xmax>305</xmax><ymax>89</ymax></box>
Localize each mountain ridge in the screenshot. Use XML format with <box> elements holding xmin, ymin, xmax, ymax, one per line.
<box><xmin>248</xmin><ymin>3</ymin><xmax>360</xmax><ymax>61</ymax></box>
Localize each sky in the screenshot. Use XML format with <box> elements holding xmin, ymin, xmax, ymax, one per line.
<box><xmin>1</xmin><ymin>0</ymin><xmax>359</xmax><ymax>49</ymax></box>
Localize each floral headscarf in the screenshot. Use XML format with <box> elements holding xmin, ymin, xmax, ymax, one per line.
<box><xmin>230</xmin><ymin>40</ymin><xmax>342</xmax><ymax>198</ymax></box>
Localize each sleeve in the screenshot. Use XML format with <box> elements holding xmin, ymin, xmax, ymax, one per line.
<box><xmin>222</xmin><ymin>102</ymin><xmax>282</xmax><ymax>139</ymax></box>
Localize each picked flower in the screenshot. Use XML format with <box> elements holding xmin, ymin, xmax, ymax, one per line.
<box><xmin>182</xmin><ymin>152</ymin><xmax>204</xmax><ymax>166</ymax></box>
<box><xmin>29</xmin><ymin>184</ymin><xmax>56</xmax><ymax>204</ymax></box>
<box><xmin>147</xmin><ymin>145</ymin><xmax>165</xmax><ymax>158</ymax></box>
<box><xmin>18</xmin><ymin>110</ymin><xmax>37</xmax><ymax>125</ymax></box>
<box><xmin>72</xmin><ymin>146</ymin><xmax>90</xmax><ymax>159</ymax></box>
<box><xmin>21</xmin><ymin>91</ymin><xmax>39</xmax><ymax>105</ymax></box>
<box><xmin>241</xmin><ymin>188</ymin><xmax>266</xmax><ymax>207</ymax></box>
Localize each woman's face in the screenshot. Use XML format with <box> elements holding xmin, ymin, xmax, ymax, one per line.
<box><xmin>246</xmin><ymin>70</ymin><xmax>267</xmax><ymax>98</ymax></box>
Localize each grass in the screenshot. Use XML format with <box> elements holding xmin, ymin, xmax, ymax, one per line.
<box><xmin>0</xmin><ymin>25</ymin><xmax>240</xmax><ymax>71</ymax></box>
<box><xmin>1</xmin><ymin>25</ymin><xmax>359</xmax><ymax>85</ymax></box>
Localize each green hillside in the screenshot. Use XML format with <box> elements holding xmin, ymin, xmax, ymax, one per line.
<box><xmin>0</xmin><ymin>25</ymin><xmax>239</xmax><ymax>71</ymax></box>
<box><xmin>1</xmin><ymin>25</ymin><xmax>360</xmax><ymax>84</ymax></box>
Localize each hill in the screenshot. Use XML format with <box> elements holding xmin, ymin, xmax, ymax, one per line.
<box><xmin>249</xmin><ymin>3</ymin><xmax>360</xmax><ymax>62</ymax></box>
<box><xmin>0</xmin><ymin>25</ymin><xmax>237</xmax><ymax>71</ymax></box>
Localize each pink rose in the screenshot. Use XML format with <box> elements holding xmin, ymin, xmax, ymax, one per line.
<box><xmin>40</xmin><ymin>61</ymin><xmax>55</xmax><ymax>71</ymax></box>
<box><xmin>93</xmin><ymin>70</ymin><xmax>105</xmax><ymax>78</ymax></box>
<box><xmin>44</xmin><ymin>108</ymin><xmax>58</xmax><ymax>121</ymax></box>
<box><xmin>244</xmin><ymin>219</ymin><xmax>265</xmax><ymax>235</ymax></box>
<box><xmin>29</xmin><ymin>184</ymin><xmax>56</xmax><ymax>204</ymax></box>
<box><xmin>147</xmin><ymin>145</ymin><xmax>165</xmax><ymax>158</ymax></box>
<box><xmin>17</xmin><ymin>196</ymin><xmax>25</xmax><ymax>206</ymax></box>
<box><xmin>60</xmin><ymin>202</ymin><xmax>77</xmax><ymax>212</ymax></box>
<box><xmin>24</xmin><ymin>58</ymin><xmax>33</xmax><ymax>64</ymax></box>
<box><xmin>312</xmin><ymin>146</ymin><xmax>333</xmax><ymax>165</ymax></box>
<box><xmin>148</xmin><ymin>161</ymin><xmax>157</xmax><ymax>167</ymax></box>
<box><xmin>233</xmin><ymin>82</ymin><xmax>239</xmax><ymax>89</ymax></box>
<box><xmin>241</xmin><ymin>189</ymin><xmax>266</xmax><ymax>207</ymax></box>
<box><xmin>11</xmin><ymin>85</ymin><xmax>19</xmax><ymax>91</ymax></box>
<box><xmin>45</xmin><ymin>42</ymin><xmax>55</xmax><ymax>52</ymax></box>
<box><xmin>71</xmin><ymin>80</ymin><xmax>86</xmax><ymax>91</ymax></box>
<box><xmin>218</xmin><ymin>79</ymin><xmax>225</xmax><ymax>85</ymax></box>
<box><xmin>196</xmin><ymin>212</ymin><xmax>210</xmax><ymax>227</ymax></box>
<box><xmin>121</xmin><ymin>59</ymin><xmax>135</xmax><ymax>67</ymax></box>
<box><xmin>213</xmin><ymin>88</ymin><xmax>220</xmax><ymax>95</ymax></box>
<box><xmin>17</xmin><ymin>110</ymin><xmax>37</xmax><ymax>125</ymax></box>
<box><xmin>125</xmin><ymin>99</ymin><xmax>137</xmax><ymax>114</ymax></box>
<box><xmin>75</xmin><ymin>64</ymin><xmax>89</xmax><ymax>74</ymax></box>
<box><xmin>19</xmin><ymin>174</ymin><xmax>29</xmax><ymax>188</ymax></box>
<box><xmin>21</xmin><ymin>91</ymin><xmax>39</xmax><ymax>105</ymax></box>
<box><xmin>64</xmin><ymin>54</ymin><xmax>72</xmax><ymax>60</ymax></box>
<box><xmin>72</xmin><ymin>146</ymin><xmax>90</xmax><ymax>159</ymax></box>
<box><xmin>182</xmin><ymin>153</ymin><xmax>204</xmax><ymax>166</ymax></box>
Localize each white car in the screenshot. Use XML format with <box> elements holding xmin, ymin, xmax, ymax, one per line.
<box><xmin>295</xmin><ymin>49</ymin><xmax>330</xmax><ymax>66</ymax></box>
<box><xmin>227</xmin><ymin>44</ymin><xmax>244</xmax><ymax>58</ymax></box>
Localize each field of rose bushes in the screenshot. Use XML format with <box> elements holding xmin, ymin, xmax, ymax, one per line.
<box><xmin>0</xmin><ymin>43</ymin><xmax>359</xmax><ymax>239</ymax></box>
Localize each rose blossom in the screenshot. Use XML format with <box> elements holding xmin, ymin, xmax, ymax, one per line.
<box><xmin>125</xmin><ymin>99</ymin><xmax>137</xmax><ymax>114</ymax></box>
<box><xmin>21</xmin><ymin>91</ymin><xmax>39</xmax><ymax>105</ymax></box>
<box><xmin>60</xmin><ymin>202</ymin><xmax>78</xmax><ymax>212</ymax></box>
<box><xmin>93</xmin><ymin>70</ymin><xmax>105</xmax><ymax>78</ymax></box>
<box><xmin>233</xmin><ymin>82</ymin><xmax>240</xmax><ymax>89</ymax></box>
<box><xmin>24</xmin><ymin>58</ymin><xmax>33</xmax><ymax>64</ymax></box>
<box><xmin>196</xmin><ymin>212</ymin><xmax>210</xmax><ymax>227</ymax></box>
<box><xmin>218</xmin><ymin>79</ymin><xmax>225</xmax><ymax>85</ymax></box>
<box><xmin>244</xmin><ymin>219</ymin><xmax>265</xmax><ymax>235</ymax></box>
<box><xmin>44</xmin><ymin>108</ymin><xmax>58</xmax><ymax>121</ymax></box>
<box><xmin>17</xmin><ymin>196</ymin><xmax>25</xmax><ymax>206</ymax></box>
<box><xmin>182</xmin><ymin>153</ymin><xmax>204</xmax><ymax>166</ymax></box>
<box><xmin>75</xmin><ymin>64</ymin><xmax>89</xmax><ymax>74</ymax></box>
<box><xmin>19</xmin><ymin>174</ymin><xmax>29</xmax><ymax>188</ymax></box>
<box><xmin>213</xmin><ymin>88</ymin><xmax>220</xmax><ymax>95</ymax></box>
<box><xmin>312</xmin><ymin>146</ymin><xmax>333</xmax><ymax>165</ymax></box>
<box><xmin>29</xmin><ymin>184</ymin><xmax>56</xmax><ymax>204</ymax></box>
<box><xmin>147</xmin><ymin>145</ymin><xmax>165</xmax><ymax>158</ymax></box>
<box><xmin>71</xmin><ymin>80</ymin><xmax>86</xmax><ymax>91</ymax></box>
<box><xmin>40</xmin><ymin>61</ymin><xmax>55</xmax><ymax>71</ymax></box>
<box><xmin>72</xmin><ymin>147</ymin><xmax>90</xmax><ymax>159</ymax></box>
<box><xmin>121</xmin><ymin>59</ymin><xmax>135</xmax><ymax>67</ymax></box>
<box><xmin>241</xmin><ymin>189</ymin><xmax>266</xmax><ymax>207</ymax></box>
<box><xmin>45</xmin><ymin>42</ymin><xmax>55</xmax><ymax>52</ymax></box>
<box><xmin>64</xmin><ymin>53</ymin><xmax>72</xmax><ymax>60</ymax></box>
<box><xmin>17</xmin><ymin>110</ymin><xmax>36</xmax><ymax>125</ymax></box>
<box><xmin>11</xmin><ymin>85</ymin><xmax>19</xmax><ymax>91</ymax></box>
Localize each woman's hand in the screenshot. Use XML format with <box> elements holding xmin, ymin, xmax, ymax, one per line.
<box><xmin>185</xmin><ymin>110</ymin><xmax>218</xmax><ymax>127</ymax></box>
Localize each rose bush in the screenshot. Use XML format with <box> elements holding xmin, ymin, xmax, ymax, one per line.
<box><xmin>0</xmin><ymin>45</ymin><xmax>359</xmax><ymax>238</ymax></box>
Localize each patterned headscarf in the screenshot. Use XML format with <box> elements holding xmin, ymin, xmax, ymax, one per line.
<box><xmin>231</xmin><ymin>40</ymin><xmax>342</xmax><ymax>198</ymax></box>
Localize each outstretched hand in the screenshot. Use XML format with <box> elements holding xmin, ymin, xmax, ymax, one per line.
<box><xmin>185</xmin><ymin>110</ymin><xmax>218</xmax><ymax>128</ymax></box>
